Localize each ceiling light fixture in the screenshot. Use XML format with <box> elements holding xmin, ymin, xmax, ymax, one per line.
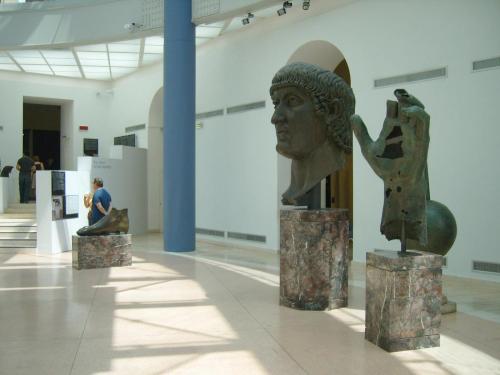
<box><xmin>242</xmin><ymin>12</ymin><xmax>254</xmax><ymax>25</ymax></box>
<box><xmin>277</xmin><ymin>7</ymin><xmax>286</xmax><ymax>16</ymax></box>
<box><xmin>303</xmin><ymin>1</ymin><xmax>310</xmax><ymax>10</ymax></box>
<box><xmin>283</xmin><ymin>1</ymin><xmax>293</xmax><ymax>8</ymax></box>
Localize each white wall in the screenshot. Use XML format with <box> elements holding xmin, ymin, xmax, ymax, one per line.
<box><xmin>36</xmin><ymin>170</ymin><xmax>89</xmax><ymax>253</ymax></box>
<box><xmin>77</xmin><ymin>145</ymin><xmax>148</xmax><ymax>235</ymax></box>
<box><xmin>1</xmin><ymin>0</ymin><xmax>499</xmax><ymax>281</ymax></box>
<box><xmin>193</xmin><ymin>0</ymin><xmax>500</xmax><ymax>280</ymax></box>
<box><xmin>0</xmin><ymin>71</ymin><xmax>111</xmax><ymax>204</ymax></box>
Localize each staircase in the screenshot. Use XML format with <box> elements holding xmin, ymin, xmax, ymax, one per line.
<box><xmin>0</xmin><ymin>203</ymin><xmax>37</xmax><ymax>251</ymax></box>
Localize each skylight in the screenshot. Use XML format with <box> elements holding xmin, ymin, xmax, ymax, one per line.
<box><xmin>0</xmin><ymin>28</ymin><xmax>221</xmax><ymax>81</ymax></box>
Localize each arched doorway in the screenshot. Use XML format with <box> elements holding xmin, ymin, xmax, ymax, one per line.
<box><xmin>147</xmin><ymin>88</ymin><xmax>163</xmax><ymax>232</ymax></box>
<box><xmin>283</xmin><ymin>40</ymin><xmax>353</xmax><ymax>253</ymax></box>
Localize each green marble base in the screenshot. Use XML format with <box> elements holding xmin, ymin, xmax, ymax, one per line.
<box><xmin>72</xmin><ymin>234</ymin><xmax>132</xmax><ymax>270</ymax></box>
<box><xmin>365</xmin><ymin>249</ymin><xmax>443</xmax><ymax>352</ymax></box>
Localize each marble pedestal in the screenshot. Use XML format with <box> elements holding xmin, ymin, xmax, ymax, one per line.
<box><xmin>280</xmin><ymin>209</ymin><xmax>349</xmax><ymax>310</ymax></box>
<box><xmin>72</xmin><ymin>234</ymin><xmax>132</xmax><ymax>270</ymax></box>
<box><xmin>365</xmin><ymin>250</ymin><xmax>442</xmax><ymax>352</ymax></box>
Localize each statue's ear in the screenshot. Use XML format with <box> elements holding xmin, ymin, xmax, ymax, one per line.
<box><xmin>328</xmin><ymin>99</ymin><xmax>343</xmax><ymax>120</ymax></box>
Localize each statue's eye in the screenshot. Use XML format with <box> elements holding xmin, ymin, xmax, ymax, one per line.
<box><xmin>287</xmin><ymin>95</ymin><xmax>301</xmax><ymax>106</ymax></box>
<box><xmin>272</xmin><ymin>100</ymin><xmax>280</xmax><ymax>108</ymax></box>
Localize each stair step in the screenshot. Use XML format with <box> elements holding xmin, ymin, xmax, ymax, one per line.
<box><xmin>0</xmin><ymin>226</ymin><xmax>37</xmax><ymax>232</ymax></box>
<box><xmin>6</xmin><ymin>208</ymin><xmax>36</xmax><ymax>214</ymax></box>
<box><xmin>8</xmin><ymin>203</ymin><xmax>36</xmax><ymax>209</ymax></box>
<box><xmin>0</xmin><ymin>216</ymin><xmax>36</xmax><ymax>222</ymax></box>
<box><xmin>0</xmin><ymin>219</ymin><xmax>36</xmax><ymax>225</ymax></box>
<box><xmin>0</xmin><ymin>247</ymin><xmax>37</xmax><ymax>253</ymax></box>
<box><xmin>0</xmin><ymin>239</ymin><xmax>36</xmax><ymax>248</ymax></box>
<box><xmin>0</xmin><ymin>232</ymin><xmax>36</xmax><ymax>240</ymax></box>
<box><xmin>0</xmin><ymin>214</ymin><xmax>36</xmax><ymax>220</ymax></box>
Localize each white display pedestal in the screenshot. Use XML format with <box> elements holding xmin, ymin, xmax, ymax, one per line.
<box><xmin>36</xmin><ymin>170</ymin><xmax>89</xmax><ymax>254</ymax></box>
<box><xmin>0</xmin><ymin>177</ymin><xmax>8</xmax><ymax>214</ymax></box>
<box><xmin>77</xmin><ymin>146</ymin><xmax>147</xmax><ymax>235</ymax></box>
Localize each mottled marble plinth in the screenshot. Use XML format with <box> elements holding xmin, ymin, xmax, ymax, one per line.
<box><xmin>441</xmin><ymin>294</ymin><xmax>457</xmax><ymax>314</ymax></box>
<box><xmin>280</xmin><ymin>209</ymin><xmax>349</xmax><ymax>310</ymax></box>
<box><xmin>365</xmin><ymin>250</ymin><xmax>443</xmax><ymax>352</ymax></box>
<box><xmin>72</xmin><ymin>234</ymin><xmax>132</xmax><ymax>270</ymax></box>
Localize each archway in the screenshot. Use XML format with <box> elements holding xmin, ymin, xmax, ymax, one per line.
<box><xmin>280</xmin><ymin>40</ymin><xmax>353</xmax><ymax>251</ymax></box>
<box><xmin>147</xmin><ymin>88</ymin><xmax>163</xmax><ymax>232</ymax></box>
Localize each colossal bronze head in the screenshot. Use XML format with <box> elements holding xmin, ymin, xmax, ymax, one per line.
<box><xmin>270</xmin><ymin>62</ymin><xmax>354</xmax><ymax>207</ymax></box>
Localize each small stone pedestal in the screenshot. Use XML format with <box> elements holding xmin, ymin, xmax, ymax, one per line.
<box><xmin>72</xmin><ymin>234</ymin><xmax>132</xmax><ymax>270</ymax></box>
<box><xmin>280</xmin><ymin>209</ymin><xmax>349</xmax><ymax>310</ymax></box>
<box><xmin>365</xmin><ymin>250</ymin><xmax>442</xmax><ymax>352</ymax></box>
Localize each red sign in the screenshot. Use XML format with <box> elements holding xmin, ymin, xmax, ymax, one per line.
<box><xmin>79</xmin><ymin>125</ymin><xmax>89</xmax><ymax>131</ymax></box>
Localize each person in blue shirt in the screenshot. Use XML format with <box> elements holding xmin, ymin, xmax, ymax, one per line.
<box><xmin>90</xmin><ymin>177</ymin><xmax>112</xmax><ymax>225</ymax></box>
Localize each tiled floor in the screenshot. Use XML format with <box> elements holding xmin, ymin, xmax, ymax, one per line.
<box><xmin>0</xmin><ymin>234</ymin><xmax>499</xmax><ymax>375</ymax></box>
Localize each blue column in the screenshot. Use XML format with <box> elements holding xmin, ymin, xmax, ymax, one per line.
<box><xmin>163</xmin><ymin>0</ymin><xmax>195</xmax><ymax>252</ymax></box>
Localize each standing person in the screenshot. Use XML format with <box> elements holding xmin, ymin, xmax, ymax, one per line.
<box><xmin>83</xmin><ymin>192</ymin><xmax>93</xmax><ymax>226</ymax></box>
<box><xmin>16</xmin><ymin>154</ymin><xmax>34</xmax><ymax>203</ymax></box>
<box><xmin>31</xmin><ymin>156</ymin><xmax>45</xmax><ymax>200</ymax></box>
<box><xmin>90</xmin><ymin>177</ymin><xmax>112</xmax><ymax>225</ymax></box>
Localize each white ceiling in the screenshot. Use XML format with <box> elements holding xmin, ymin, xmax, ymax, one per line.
<box><xmin>0</xmin><ymin>1</ymin><xmax>311</xmax><ymax>81</ymax></box>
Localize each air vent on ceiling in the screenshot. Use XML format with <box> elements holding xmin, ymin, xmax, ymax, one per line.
<box><xmin>196</xmin><ymin>228</ymin><xmax>225</xmax><ymax>238</ymax></box>
<box><xmin>193</xmin><ymin>0</ymin><xmax>221</xmax><ymax>19</ymax></box>
<box><xmin>374</xmin><ymin>67</ymin><xmax>447</xmax><ymax>88</ymax></box>
<box><xmin>472</xmin><ymin>56</ymin><xmax>500</xmax><ymax>72</ymax></box>
<box><xmin>125</xmin><ymin>124</ymin><xmax>146</xmax><ymax>133</ymax></box>
<box><xmin>196</xmin><ymin>109</ymin><xmax>224</xmax><ymax>120</ymax></box>
<box><xmin>472</xmin><ymin>261</ymin><xmax>500</xmax><ymax>274</ymax></box>
<box><xmin>142</xmin><ymin>0</ymin><xmax>164</xmax><ymax>30</ymax></box>
<box><xmin>227</xmin><ymin>231</ymin><xmax>266</xmax><ymax>243</ymax></box>
<box><xmin>227</xmin><ymin>101</ymin><xmax>266</xmax><ymax>114</ymax></box>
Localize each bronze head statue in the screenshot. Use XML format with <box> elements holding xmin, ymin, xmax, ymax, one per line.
<box><xmin>270</xmin><ymin>62</ymin><xmax>354</xmax><ymax>207</ymax></box>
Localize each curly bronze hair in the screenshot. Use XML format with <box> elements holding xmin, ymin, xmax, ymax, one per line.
<box><xmin>270</xmin><ymin>62</ymin><xmax>354</xmax><ymax>153</ymax></box>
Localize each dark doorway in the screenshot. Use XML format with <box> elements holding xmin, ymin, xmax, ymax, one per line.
<box><xmin>326</xmin><ymin>59</ymin><xmax>353</xmax><ymax>239</ymax></box>
<box><xmin>23</xmin><ymin>103</ymin><xmax>61</xmax><ymax>170</ymax></box>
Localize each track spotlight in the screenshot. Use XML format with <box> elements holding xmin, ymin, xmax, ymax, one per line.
<box><xmin>303</xmin><ymin>1</ymin><xmax>310</xmax><ymax>10</ymax></box>
<box><xmin>277</xmin><ymin>7</ymin><xmax>286</xmax><ymax>16</ymax></box>
<box><xmin>283</xmin><ymin>1</ymin><xmax>293</xmax><ymax>8</ymax></box>
<box><xmin>242</xmin><ymin>12</ymin><xmax>254</xmax><ymax>25</ymax></box>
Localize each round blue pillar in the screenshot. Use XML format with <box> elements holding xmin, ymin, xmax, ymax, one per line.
<box><xmin>163</xmin><ymin>0</ymin><xmax>195</xmax><ymax>252</ymax></box>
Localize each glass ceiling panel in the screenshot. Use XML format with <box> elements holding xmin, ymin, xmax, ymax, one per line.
<box><xmin>55</xmin><ymin>71</ymin><xmax>82</xmax><ymax>78</ymax></box>
<box><xmin>79</xmin><ymin>59</ymin><xmax>109</xmax><ymax>67</ymax></box>
<box><xmin>41</xmin><ymin>50</ymin><xmax>74</xmax><ymax>58</ymax></box>
<box><xmin>77</xmin><ymin>51</ymin><xmax>107</xmax><ymax>60</ymax></box>
<box><xmin>75</xmin><ymin>44</ymin><xmax>107</xmax><ymax>52</ymax></box>
<box><xmin>142</xmin><ymin>53</ymin><xmax>162</xmax><ymax>64</ymax></box>
<box><xmin>45</xmin><ymin>57</ymin><xmax>77</xmax><ymax>65</ymax></box>
<box><xmin>144</xmin><ymin>45</ymin><xmax>162</xmax><ymax>54</ymax></box>
<box><xmin>145</xmin><ymin>36</ymin><xmax>163</xmax><ymax>46</ymax></box>
<box><xmin>15</xmin><ymin>57</ymin><xmax>46</xmax><ymax>65</ymax></box>
<box><xmin>10</xmin><ymin>50</ymin><xmax>41</xmax><ymax>58</ymax></box>
<box><xmin>0</xmin><ymin>28</ymin><xmax>229</xmax><ymax>81</ymax></box>
<box><xmin>22</xmin><ymin>65</ymin><xmax>53</xmax><ymax>74</ymax></box>
<box><xmin>108</xmin><ymin>43</ymin><xmax>140</xmax><ymax>53</ymax></box>
<box><xmin>109</xmin><ymin>52</ymin><xmax>138</xmax><ymax>61</ymax></box>
<box><xmin>82</xmin><ymin>66</ymin><xmax>109</xmax><ymax>73</ymax></box>
<box><xmin>109</xmin><ymin>60</ymin><xmax>138</xmax><ymax>68</ymax></box>
<box><xmin>111</xmin><ymin>67</ymin><xmax>136</xmax><ymax>78</ymax></box>
<box><xmin>0</xmin><ymin>64</ymin><xmax>20</xmax><ymax>71</ymax></box>
<box><xmin>51</xmin><ymin>65</ymin><xmax>80</xmax><ymax>73</ymax></box>
<box><xmin>196</xmin><ymin>26</ymin><xmax>222</xmax><ymax>38</ymax></box>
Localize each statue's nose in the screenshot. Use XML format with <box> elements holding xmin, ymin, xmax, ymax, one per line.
<box><xmin>271</xmin><ymin>109</ymin><xmax>285</xmax><ymax>125</ymax></box>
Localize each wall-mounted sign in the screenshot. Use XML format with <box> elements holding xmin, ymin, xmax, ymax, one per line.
<box><xmin>114</xmin><ymin>134</ymin><xmax>136</xmax><ymax>147</ymax></box>
<box><xmin>79</xmin><ymin>125</ymin><xmax>89</xmax><ymax>131</ymax></box>
<box><xmin>83</xmin><ymin>138</ymin><xmax>99</xmax><ymax>156</ymax></box>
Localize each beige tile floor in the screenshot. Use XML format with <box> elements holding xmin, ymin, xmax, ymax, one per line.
<box><xmin>0</xmin><ymin>234</ymin><xmax>499</xmax><ymax>375</ymax></box>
